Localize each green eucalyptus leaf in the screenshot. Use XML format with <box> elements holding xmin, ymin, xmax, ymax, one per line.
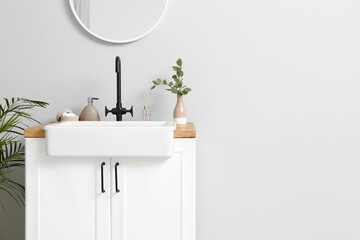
<box><xmin>172</xmin><ymin>66</ymin><xmax>180</xmax><ymax>72</ymax></box>
<box><xmin>157</xmin><ymin>78</ymin><xmax>162</xmax><ymax>83</ymax></box>
<box><xmin>182</xmin><ymin>88</ymin><xmax>192</xmax><ymax>95</ymax></box>
<box><xmin>179</xmin><ymin>71</ymin><xmax>183</xmax><ymax>77</ymax></box>
<box><xmin>152</xmin><ymin>80</ymin><xmax>158</xmax><ymax>85</ymax></box>
<box><xmin>163</xmin><ymin>80</ymin><xmax>167</xmax><ymax>85</ymax></box>
<box><xmin>177</xmin><ymin>58</ymin><xmax>182</xmax><ymax>67</ymax></box>
<box><xmin>176</xmin><ymin>90</ymin><xmax>182</xmax><ymax>95</ymax></box>
<box><xmin>150</xmin><ymin>86</ymin><xmax>156</xmax><ymax>90</ymax></box>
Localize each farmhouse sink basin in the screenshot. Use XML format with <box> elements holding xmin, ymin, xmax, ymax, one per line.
<box><xmin>44</xmin><ymin>121</ymin><xmax>176</xmax><ymax>157</ymax></box>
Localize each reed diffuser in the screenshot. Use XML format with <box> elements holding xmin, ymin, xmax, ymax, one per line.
<box><xmin>142</xmin><ymin>88</ymin><xmax>152</xmax><ymax>121</ymax></box>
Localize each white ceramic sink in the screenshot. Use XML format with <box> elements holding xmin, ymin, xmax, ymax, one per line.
<box><xmin>44</xmin><ymin>121</ymin><xmax>176</xmax><ymax>157</ymax></box>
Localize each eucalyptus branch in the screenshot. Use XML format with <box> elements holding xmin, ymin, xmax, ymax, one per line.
<box><xmin>151</xmin><ymin>58</ymin><xmax>192</xmax><ymax>96</ymax></box>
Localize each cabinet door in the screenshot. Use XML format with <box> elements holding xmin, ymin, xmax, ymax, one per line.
<box><xmin>38</xmin><ymin>157</ymin><xmax>111</xmax><ymax>240</ymax></box>
<box><xmin>110</xmin><ymin>156</ymin><xmax>181</xmax><ymax>240</ymax></box>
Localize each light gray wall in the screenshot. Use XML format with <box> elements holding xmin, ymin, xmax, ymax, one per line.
<box><xmin>1</xmin><ymin>0</ymin><xmax>360</xmax><ymax>239</ymax></box>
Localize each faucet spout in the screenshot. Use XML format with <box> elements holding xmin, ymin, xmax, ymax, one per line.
<box><xmin>105</xmin><ymin>56</ymin><xmax>133</xmax><ymax>121</ymax></box>
<box><xmin>115</xmin><ymin>56</ymin><xmax>121</xmax><ymax>73</ymax></box>
<box><xmin>116</xmin><ymin>56</ymin><xmax>121</xmax><ymax>106</ymax></box>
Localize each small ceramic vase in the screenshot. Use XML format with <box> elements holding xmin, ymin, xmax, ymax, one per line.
<box><xmin>174</xmin><ymin>95</ymin><xmax>187</xmax><ymax>124</ymax></box>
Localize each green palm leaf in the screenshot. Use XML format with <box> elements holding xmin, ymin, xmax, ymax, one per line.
<box><xmin>0</xmin><ymin>98</ymin><xmax>48</xmax><ymax>211</ymax></box>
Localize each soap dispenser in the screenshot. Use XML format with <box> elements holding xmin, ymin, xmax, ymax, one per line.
<box><xmin>79</xmin><ymin>97</ymin><xmax>100</xmax><ymax>121</ymax></box>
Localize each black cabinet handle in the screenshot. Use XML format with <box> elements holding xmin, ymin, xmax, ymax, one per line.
<box><xmin>101</xmin><ymin>162</ymin><xmax>105</xmax><ymax>193</ymax></box>
<box><xmin>115</xmin><ymin>162</ymin><xmax>120</xmax><ymax>193</ymax></box>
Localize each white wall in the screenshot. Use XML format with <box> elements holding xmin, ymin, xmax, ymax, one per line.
<box><xmin>1</xmin><ymin>0</ymin><xmax>360</xmax><ymax>239</ymax></box>
<box><xmin>90</xmin><ymin>0</ymin><xmax>166</xmax><ymax>40</ymax></box>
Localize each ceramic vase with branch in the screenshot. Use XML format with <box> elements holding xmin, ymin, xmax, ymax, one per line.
<box><xmin>151</xmin><ymin>58</ymin><xmax>192</xmax><ymax>124</ymax></box>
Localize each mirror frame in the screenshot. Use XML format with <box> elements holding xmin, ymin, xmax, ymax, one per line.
<box><xmin>69</xmin><ymin>0</ymin><xmax>169</xmax><ymax>43</ymax></box>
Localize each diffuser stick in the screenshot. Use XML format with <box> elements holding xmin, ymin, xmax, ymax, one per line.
<box><xmin>148</xmin><ymin>89</ymin><xmax>152</xmax><ymax>106</ymax></box>
<box><xmin>142</xmin><ymin>88</ymin><xmax>146</xmax><ymax>106</ymax></box>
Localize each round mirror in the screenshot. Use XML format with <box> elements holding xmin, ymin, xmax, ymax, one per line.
<box><xmin>69</xmin><ymin>0</ymin><xmax>168</xmax><ymax>43</ymax></box>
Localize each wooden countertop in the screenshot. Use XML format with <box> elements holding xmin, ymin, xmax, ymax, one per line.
<box><xmin>24</xmin><ymin>122</ymin><xmax>196</xmax><ymax>138</ymax></box>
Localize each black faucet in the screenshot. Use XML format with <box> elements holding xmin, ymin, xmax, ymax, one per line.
<box><xmin>105</xmin><ymin>56</ymin><xmax>133</xmax><ymax>121</ymax></box>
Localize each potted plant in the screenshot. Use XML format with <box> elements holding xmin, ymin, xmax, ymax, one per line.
<box><xmin>151</xmin><ymin>58</ymin><xmax>192</xmax><ymax>124</ymax></box>
<box><xmin>0</xmin><ymin>98</ymin><xmax>48</xmax><ymax>211</ymax></box>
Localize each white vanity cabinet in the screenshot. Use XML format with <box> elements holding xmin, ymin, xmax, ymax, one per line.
<box><xmin>25</xmin><ymin>137</ymin><xmax>196</xmax><ymax>240</ymax></box>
